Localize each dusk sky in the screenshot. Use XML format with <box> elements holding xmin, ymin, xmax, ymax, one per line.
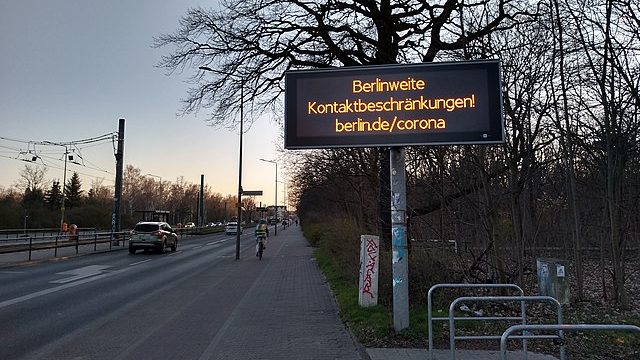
<box><xmin>0</xmin><ymin>0</ymin><xmax>286</xmax><ymax>207</ymax></box>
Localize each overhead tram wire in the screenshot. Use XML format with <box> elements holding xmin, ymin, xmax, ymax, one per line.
<box><xmin>0</xmin><ymin>132</ymin><xmax>118</xmax><ymax>183</ymax></box>
<box><xmin>18</xmin><ymin>153</ymin><xmax>116</xmax><ymax>182</ymax></box>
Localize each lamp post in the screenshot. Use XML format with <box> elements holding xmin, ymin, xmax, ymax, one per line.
<box><xmin>259</xmin><ymin>158</ymin><xmax>277</xmax><ymax>236</ymax></box>
<box><xmin>199</xmin><ymin>65</ymin><xmax>244</xmax><ymax>259</ymax></box>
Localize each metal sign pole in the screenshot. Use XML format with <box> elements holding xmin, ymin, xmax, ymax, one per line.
<box><xmin>390</xmin><ymin>147</ymin><xmax>409</xmax><ymax>331</ymax></box>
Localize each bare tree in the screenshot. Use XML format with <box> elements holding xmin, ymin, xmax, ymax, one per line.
<box><xmin>155</xmin><ymin>0</ymin><xmax>536</xmax><ymax>244</ymax></box>
<box><xmin>15</xmin><ymin>164</ymin><xmax>48</xmax><ymax>193</ymax></box>
<box><xmin>559</xmin><ymin>0</ymin><xmax>640</xmax><ymax>308</ymax></box>
<box><xmin>156</xmin><ymin>0</ymin><xmax>532</xmax><ymax>125</ymax></box>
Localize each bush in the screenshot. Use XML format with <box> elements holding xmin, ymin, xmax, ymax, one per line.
<box><xmin>303</xmin><ymin>216</ymin><xmax>462</xmax><ymax>309</ymax></box>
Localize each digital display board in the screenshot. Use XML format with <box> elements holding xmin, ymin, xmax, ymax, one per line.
<box><xmin>284</xmin><ymin>60</ymin><xmax>504</xmax><ymax>149</ymax></box>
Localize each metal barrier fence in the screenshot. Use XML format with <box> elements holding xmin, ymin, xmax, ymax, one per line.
<box><xmin>0</xmin><ymin>231</ymin><xmax>131</xmax><ymax>260</ymax></box>
<box><xmin>0</xmin><ymin>226</ymin><xmax>212</xmax><ymax>262</ymax></box>
<box><xmin>0</xmin><ymin>227</ymin><xmax>99</xmax><ymax>242</ymax></box>
<box><xmin>448</xmin><ymin>295</ymin><xmax>564</xmax><ymax>360</ymax></box>
<box><xmin>500</xmin><ymin>324</ymin><xmax>640</xmax><ymax>360</ymax></box>
<box><xmin>428</xmin><ymin>283</ymin><xmax>526</xmax><ymax>360</ymax></box>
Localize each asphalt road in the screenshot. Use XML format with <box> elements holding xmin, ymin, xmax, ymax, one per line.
<box><xmin>0</xmin><ymin>229</ymin><xmax>310</xmax><ymax>360</ymax></box>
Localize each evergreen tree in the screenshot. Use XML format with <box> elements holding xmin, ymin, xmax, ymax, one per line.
<box><xmin>64</xmin><ymin>172</ymin><xmax>83</xmax><ymax>209</ymax></box>
<box><xmin>22</xmin><ymin>187</ymin><xmax>45</xmax><ymax>207</ymax></box>
<box><xmin>45</xmin><ymin>181</ymin><xmax>62</xmax><ymax>209</ymax></box>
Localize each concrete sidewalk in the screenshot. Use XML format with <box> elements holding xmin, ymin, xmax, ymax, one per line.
<box><xmin>196</xmin><ymin>224</ymin><xmax>369</xmax><ymax>359</ymax></box>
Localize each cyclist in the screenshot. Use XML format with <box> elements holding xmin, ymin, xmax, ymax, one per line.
<box><xmin>255</xmin><ymin>219</ymin><xmax>269</xmax><ymax>256</ymax></box>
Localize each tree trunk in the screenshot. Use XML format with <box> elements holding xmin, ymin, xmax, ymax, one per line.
<box><xmin>551</xmin><ymin>0</ymin><xmax>584</xmax><ymax>300</ymax></box>
<box><xmin>509</xmin><ymin>169</ymin><xmax>525</xmax><ymax>287</ymax></box>
<box><xmin>378</xmin><ymin>149</ymin><xmax>391</xmax><ymax>249</ymax></box>
<box><xmin>607</xmin><ymin>151</ymin><xmax>629</xmax><ymax>308</ymax></box>
<box><xmin>478</xmin><ymin>147</ymin><xmax>507</xmax><ymax>284</ymax></box>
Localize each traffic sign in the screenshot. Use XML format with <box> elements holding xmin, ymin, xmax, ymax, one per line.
<box><xmin>242</xmin><ymin>190</ymin><xmax>263</xmax><ymax>196</ymax></box>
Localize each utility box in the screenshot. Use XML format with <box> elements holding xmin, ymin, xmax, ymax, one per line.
<box><xmin>537</xmin><ymin>258</ymin><xmax>570</xmax><ymax>305</ymax></box>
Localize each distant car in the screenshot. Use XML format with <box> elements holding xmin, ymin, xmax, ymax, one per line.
<box><xmin>184</xmin><ymin>222</ymin><xmax>196</xmax><ymax>228</ymax></box>
<box><xmin>225</xmin><ymin>221</ymin><xmax>242</xmax><ymax>235</ymax></box>
<box><xmin>269</xmin><ymin>218</ymin><xmax>277</xmax><ymax>225</ymax></box>
<box><xmin>282</xmin><ymin>219</ymin><xmax>289</xmax><ymax>226</ymax></box>
<box><xmin>129</xmin><ymin>221</ymin><xmax>178</xmax><ymax>254</ymax></box>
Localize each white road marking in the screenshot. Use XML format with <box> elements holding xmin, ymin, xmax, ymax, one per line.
<box><xmin>51</xmin><ymin>265</ymin><xmax>112</xmax><ymax>284</ymax></box>
<box><xmin>206</xmin><ymin>239</ymin><xmax>227</xmax><ymax>246</ymax></box>
<box><xmin>128</xmin><ymin>259</ymin><xmax>152</xmax><ymax>266</ymax></box>
<box><xmin>0</xmin><ymin>267</ymin><xmax>133</xmax><ymax>310</ymax></box>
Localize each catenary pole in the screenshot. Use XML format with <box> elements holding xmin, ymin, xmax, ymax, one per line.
<box><xmin>112</xmin><ymin>118</ymin><xmax>125</xmax><ymax>241</ymax></box>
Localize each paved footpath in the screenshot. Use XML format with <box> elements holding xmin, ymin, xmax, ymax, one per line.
<box><xmin>196</xmin><ymin>225</ymin><xmax>369</xmax><ymax>360</ymax></box>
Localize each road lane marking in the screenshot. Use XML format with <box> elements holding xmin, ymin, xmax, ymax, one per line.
<box><xmin>50</xmin><ymin>265</ymin><xmax>112</xmax><ymax>284</ymax></box>
<box><xmin>0</xmin><ymin>267</ymin><xmax>133</xmax><ymax>310</ymax></box>
<box><xmin>128</xmin><ymin>259</ymin><xmax>152</xmax><ymax>266</ymax></box>
<box><xmin>206</xmin><ymin>239</ymin><xmax>227</xmax><ymax>246</ymax></box>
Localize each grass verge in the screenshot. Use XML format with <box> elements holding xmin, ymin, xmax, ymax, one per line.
<box><xmin>315</xmin><ymin>247</ymin><xmax>428</xmax><ymax>348</ymax></box>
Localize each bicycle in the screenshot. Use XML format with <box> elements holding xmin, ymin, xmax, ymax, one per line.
<box><xmin>256</xmin><ymin>234</ymin><xmax>266</xmax><ymax>260</ymax></box>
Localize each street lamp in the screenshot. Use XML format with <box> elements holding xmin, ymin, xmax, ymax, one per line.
<box><xmin>199</xmin><ymin>65</ymin><xmax>244</xmax><ymax>259</ymax></box>
<box><xmin>259</xmin><ymin>158</ymin><xmax>277</xmax><ymax>236</ymax></box>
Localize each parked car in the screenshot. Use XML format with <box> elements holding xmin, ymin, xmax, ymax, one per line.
<box><xmin>129</xmin><ymin>221</ymin><xmax>178</xmax><ymax>254</ymax></box>
<box><xmin>184</xmin><ymin>222</ymin><xmax>196</xmax><ymax>228</ymax></box>
<box><xmin>225</xmin><ymin>221</ymin><xmax>242</xmax><ymax>235</ymax></box>
<box><xmin>269</xmin><ymin>218</ymin><xmax>278</xmax><ymax>225</ymax></box>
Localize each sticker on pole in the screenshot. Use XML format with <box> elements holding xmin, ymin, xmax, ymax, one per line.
<box><xmin>358</xmin><ymin>234</ymin><xmax>380</xmax><ymax>307</ymax></box>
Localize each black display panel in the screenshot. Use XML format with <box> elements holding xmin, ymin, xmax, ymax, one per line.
<box><xmin>284</xmin><ymin>60</ymin><xmax>504</xmax><ymax>149</ymax></box>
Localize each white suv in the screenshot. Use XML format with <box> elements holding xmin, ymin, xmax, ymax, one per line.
<box><xmin>225</xmin><ymin>221</ymin><xmax>242</xmax><ymax>235</ymax></box>
<box><xmin>129</xmin><ymin>222</ymin><xmax>178</xmax><ymax>254</ymax></box>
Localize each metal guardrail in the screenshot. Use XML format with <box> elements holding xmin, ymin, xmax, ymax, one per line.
<box><xmin>0</xmin><ymin>228</ymin><xmax>99</xmax><ymax>243</ymax></box>
<box><xmin>0</xmin><ymin>231</ymin><xmax>131</xmax><ymax>260</ymax></box>
<box><xmin>427</xmin><ymin>283</ymin><xmax>526</xmax><ymax>360</ymax></box>
<box><xmin>448</xmin><ymin>296</ymin><xmax>564</xmax><ymax>360</ymax></box>
<box><xmin>500</xmin><ymin>324</ymin><xmax>640</xmax><ymax>360</ymax></box>
<box><xmin>0</xmin><ymin>225</ymin><xmax>213</xmax><ymax>260</ymax></box>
